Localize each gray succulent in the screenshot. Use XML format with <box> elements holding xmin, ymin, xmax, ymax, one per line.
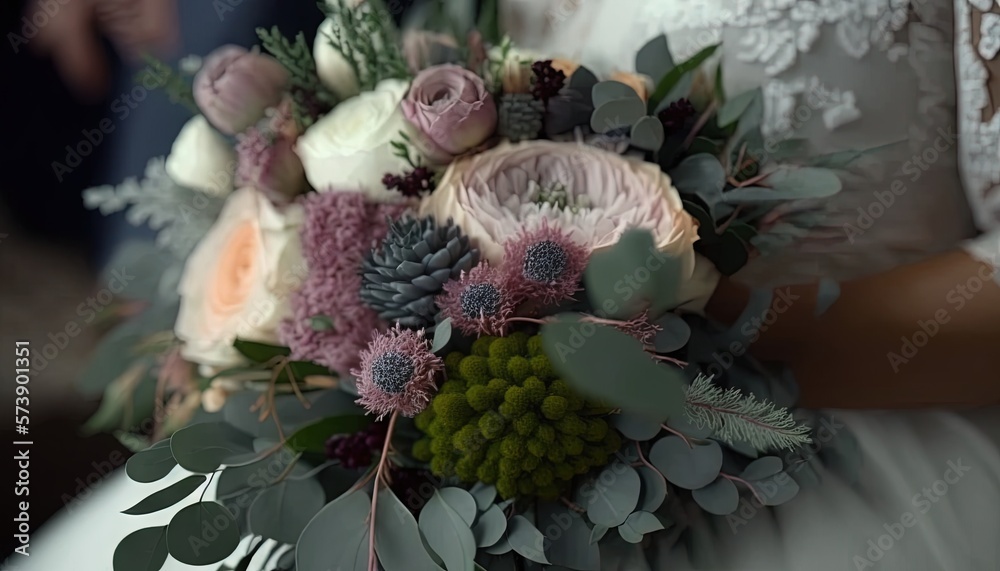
<box><xmin>360</xmin><ymin>216</ymin><xmax>479</xmax><ymax>328</ymax></box>
<box><xmin>498</xmin><ymin>93</ymin><xmax>545</xmax><ymax>142</ymax></box>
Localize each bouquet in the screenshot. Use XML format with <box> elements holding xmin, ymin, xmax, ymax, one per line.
<box><xmin>81</xmin><ymin>1</ymin><xmax>861</xmax><ymax>569</ymax></box>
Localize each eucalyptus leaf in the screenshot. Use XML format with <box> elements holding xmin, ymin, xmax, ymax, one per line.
<box><xmin>113</xmin><ymin>526</ymin><xmax>168</xmax><ymax>571</ymax></box>
<box><xmin>730</xmin><ymin>88</ymin><xmax>764</xmax><ymax>143</ymax></box>
<box><xmin>233</xmin><ymin>339</ymin><xmax>291</xmax><ymax>363</ymax></box>
<box><xmin>688</xmin><ymin>136</ymin><xmax>724</xmax><ymax>155</ymax></box>
<box><xmin>507</xmin><ymin>515</ymin><xmax>550</xmax><ymax>564</ymax></box>
<box><xmin>617</xmin><ymin>524</ymin><xmax>643</xmax><ymax>544</ymax></box>
<box><xmin>538</xmin><ymin>502</ymin><xmax>600</xmax><ymax>571</ymax></box>
<box><xmin>611</xmin><ymin>413</ymin><xmax>662</xmax><ymax>441</ymax></box>
<box><xmin>296</xmin><ymin>490</ymin><xmax>370</xmax><ymax>571</ymax></box>
<box><xmin>419</xmin><ymin>490</ymin><xmax>477</xmax><ymax>571</ymax></box>
<box><xmin>717</xmin><ymin>90</ymin><xmax>760</xmax><ymax>128</ymax></box>
<box><xmin>122</xmin><ymin>475</ymin><xmax>206</xmax><ymax>515</ymax></box>
<box><xmin>583</xmin><ymin>229</ymin><xmax>682</xmax><ymax>317</ymax></box>
<box><xmin>630</xmin><ymin>116</ymin><xmax>665</xmax><ymax>151</ymax></box>
<box><xmin>223</xmin><ymin>388</ymin><xmax>361</xmax><ymax>439</ymax></box>
<box><xmin>166</xmin><ymin>502</ymin><xmax>240</xmax><ymax>565</ymax></box>
<box><xmin>635</xmin><ymin>34</ymin><xmax>675</xmax><ymax>83</ymax></box>
<box><xmin>375</xmin><ymin>487</ymin><xmax>445</xmax><ymax>570</ymax></box>
<box><xmin>740</xmin><ymin>456</ymin><xmax>784</xmax><ymax>481</ymax></box>
<box><xmin>469</xmin><ymin>482</ymin><xmax>497</xmax><ymax>511</ymax></box>
<box><xmin>648</xmin><ymin>43</ymin><xmax>719</xmax><ymax>111</ymax></box>
<box><xmin>592</xmin><ymin>81</ymin><xmax>642</xmax><ymax>108</ymax></box>
<box><xmin>170</xmin><ymin>422</ymin><xmax>255</xmax><ymax>473</ymax></box>
<box><xmin>652</xmin><ymin>313</ymin><xmax>691</xmax><ymax>353</ymax></box>
<box><xmin>766</xmin><ymin>167</ymin><xmax>843</xmax><ymax>198</ymax></box>
<box><xmin>589</xmin><ymin>524</ymin><xmax>609</xmax><ymax>545</ymax></box>
<box><xmin>624</xmin><ymin>511</ymin><xmax>664</xmax><ymax>535</ymax></box>
<box><xmin>483</xmin><ymin>535</ymin><xmax>513</xmax><ymax>555</ymax></box>
<box><xmin>475</xmin><ymin>553</ymin><xmax>516</xmax><ymax>571</ymax></box>
<box><xmin>126</xmin><ymin>439</ymin><xmax>177</xmax><ymax>483</ymax></box>
<box><xmin>591</xmin><ymin>98</ymin><xmax>646</xmax><ymax>133</ymax></box>
<box><xmin>439</xmin><ymin>487</ymin><xmax>477</xmax><ymax>526</ymax></box>
<box><xmin>431</xmin><ymin>318</ymin><xmax>453</xmax><ymax>353</ymax></box>
<box><xmin>659</xmin><ymin>72</ymin><xmax>695</xmax><ymax>111</ymax></box>
<box><xmin>649</xmin><ymin>437</ymin><xmax>723</xmax><ymax>490</ymax></box>
<box><xmin>636</xmin><ymin>466</ymin><xmax>668</xmax><ymax>512</ymax></box>
<box><xmin>568</xmin><ymin>66</ymin><xmax>599</xmax><ymax>105</ymax></box>
<box><xmin>248</xmin><ymin>477</ymin><xmax>325</xmax><ymax>544</ymax></box>
<box><xmin>541</xmin><ymin>318</ymin><xmax>686</xmax><ymax>422</ymax></box>
<box><xmin>285</xmin><ymin>414</ymin><xmax>372</xmax><ymax>454</ymax></box>
<box><xmin>691</xmin><ymin>476</ymin><xmax>740</xmax><ymax>515</ymax></box>
<box><xmin>473</xmin><ymin>505</ymin><xmax>507</xmax><ymax>548</ymax></box>
<box><xmin>669</xmin><ymin>154</ymin><xmax>727</xmax><ymax>203</ymax></box>
<box><xmin>582</xmin><ymin>465</ymin><xmax>641</xmax><ymax>527</ymax></box>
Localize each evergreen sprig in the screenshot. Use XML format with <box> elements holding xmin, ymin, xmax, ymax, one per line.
<box><xmin>683</xmin><ymin>375</ymin><xmax>812</xmax><ymax>451</ymax></box>
<box><xmin>256</xmin><ymin>26</ymin><xmax>338</xmax><ymax>129</ymax></box>
<box><xmin>320</xmin><ymin>0</ymin><xmax>410</xmax><ymax>91</ymax></box>
<box><xmin>137</xmin><ymin>54</ymin><xmax>198</xmax><ymax>114</ymax></box>
<box><xmin>389</xmin><ymin>130</ymin><xmax>419</xmax><ymax>168</ymax></box>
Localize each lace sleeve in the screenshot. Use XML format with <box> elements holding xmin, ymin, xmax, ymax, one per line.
<box><xmin>957</xmin><ymin>0</ymin><xmax>1000</xmax><ymax>269</ymax></box>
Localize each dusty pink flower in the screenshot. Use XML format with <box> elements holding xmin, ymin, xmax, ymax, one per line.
<box><xmin>502</xmin><ymin>220</ymin><xmax>588</xmax><ymax>306</ymax></box>
<box><xmin>352</xmin><ymin>325</ymin><xmax>444</xmax><ymax>419</ymax></box>
<box><xmin>194</xmin><ymin>45</ymin><xmax>290</xmax><ymax>135</ymax></box>
<box><xmin>236</xmin><ymin>105</ymin><xmax>306</xmax><ymax>205</ymax></box>
<box><xmin>438</xmin><ymin>263</ymin><xmax>519</xmax><ymax>337</ymax></box>
<box><xmin>402</xmin><ymin>64</ymin><xmax>497</xmax><ymax>164</ymax></box>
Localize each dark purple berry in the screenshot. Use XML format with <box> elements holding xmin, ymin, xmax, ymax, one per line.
<box><xmin>657</xmin><ymin>98</ymin><xmax>696</xmax><ymax>135</ymax></box>
<box><xmin>531</xmin><ymin>60</ymin><xmax>567</xmax><ymax>104</ymax></box>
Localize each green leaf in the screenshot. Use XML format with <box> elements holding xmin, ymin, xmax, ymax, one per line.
<box><xmin>766</xmin><ymin>167</ymin><xmax>842</xmax><ymax>198</ymax></box>
<box><xmin>617</xmin><ymin>522</ymin><xmax>643</xmax><ymax>544</ymax></box>
<box><xmin>477</xmin><ymin>0</ymin><xmax>501</xmax><ymax>44</ymax></box>
<box><xmin>583</xmin><ymin>229</ymin><xmax>682</xmax><ymax>318</ymax></box>
<box><xmin>296</xmin><ymin>490</ymin><xmax>371</xmax><ymax>571</ymax></box>
<box><xmin>126</xmin><ymin>439</ymin><xmax>177</xmax><ymax>483</ymax></box>
<box><xmin>688</xmin><ymin>136</ymin><xmax>724</xmax><ymax>155</ymax></box>
<box><xmin>114</xmin><ymin>526</ymin><xmax>168</xmax><ymax>571</ymax></box>
<box><xmin>233</xmin><ymin>539</ymin><xmax>266</xmax><ymax>571</ymax></box>
<box><xmin>669</xmin><ymin>154</ymin><xmax>727</xmax><ymax>204</ymax></box>
<box><xmin>122</xmin><ymin>475</ymin><xmax>206</xmax><ymax>515</ymax></box>
<box><xmin>420</xmin><ymin>490</ymin><xmax>477</xmax><ymax>571</ymax></box>
<box><xmin>591</xmin><ymin>98</ymin><xmax>646</xmax><ymax>133</ymax></box>
<box><xmin>581</xmin><ymin>465</ymin><xmax>641</xmax><ymax>527</ymax></box>
<box><xmin>592</xmin><ymin>80</ymin><xmax>642</xmax><ymax>108</ymax></box>
<box><xmin>648</xmin><ymin>43</ymin><xmax>719</xmax><ymax>111</ymax></box>
<box><xmin>233</xmin><ymin>339</ymin><xmax>291</xmax><ymax>363</ymax></box>
<box><xmin>375</xmin><ymin>487</ymin><xmax>445</xmax><ymax>570</ymax></box>
<box><xmin>652</xmin><ymin>313</ymin><xmax>692</xmax><ymax>354</ymax></box>
<box><xmin>691</xmin><ymin>476</ymin><xmax>739</xmax><ymax>515</ymax></box>
<box><xmin>635</xmin><ymin>34</ymin><xmax>675</xmax><ymax>83</ymax></box>
<box><xmin>630</xmin><ymin>116</ymin><xmax>666</xmax><ymax>151</ymax></box>
<box><xmin>637</xmin><ymin>466</ymin><xmax>668</xmax><ymax>512</ymax></box>
<box><xmin>483</xmin><ymin>535</ymin><xmax>512</xmax><ymax>555</ymax></box>
<box><xmin>472</xmin><ymin>505</ymin><xmax>507</xmax><ymax>548</ymax></box>
<box><xmin>469</xmin><ymin>482</ymin><xmax>497</xmax><ymax>511</ymax></box>
<box><xmin>541</xmin><ymin>318</ymin><xmax>686</xmax><ymax>423</ymax></box>
<box><xmin>166</xmin><ymin>502</ymin><xmax>241</xmax><ymax>565</ymax></box>
<box><xmin>431</xmin><ymin>318</ymin><xmax>453</xmax><ymax>353</ymax></box>
<box><xmin>309</xmin><ymin>315</ymin><xmax>335</xmax><ymax>331</ymax></box>
<box><xmin>740</xmin><ymin>456</ymin><xmax>784</xmax><ymax>481</ymax></box>
<box><xmin>717</xmin><ymin>89</ymin><xmax>760</xmax><ymax>128</ymax></box>
<box><xmin>649</xmin><ymin>437</ymin><xmax>723</xmax><ymax>490</ymax></box>
<box><xmin>439</xmin><ymin>487</ymin><xmax>477</xmax><ymax>526</ymax></box>
<box><xmin>286</xmin><ymin>415</ymin><xmax>372</xmax><ymax>454</ymax></box>
<box><xmin>538</xmin><ymin>502</ymin><xmax>600</xmax><ymax>571</ymax></box>
<box><xmin>248</xmin><ymin>477</ymin><xmax>325</xmax><ymax>544</ymax></box>
<box><xmin>624</xmin><ymin>510</ymin><xmax>664</xmax><ymax>535</ymax></box>
<box><xmin>589</xmin><ymin>524</ymin><xmax>609</xmax><ymax>545</ymax></box>
<box><xmin>281</xmin><ymin>360</ymin><xmax>335</xmax><ymax>382</ymax></box>
<box><xmin>507</xmin><ymin>515</ymin><xmax>550</xmax><ymax>564</ymax></box>
<box><xmin>611</xmin><ymin>413</ymin><xmax>662</xmax><ymax>441</ymax></box>
<box><xmin>170</xmin><ymin>422</ymin><xmax>255</xmax><ymax>473</ymax></box>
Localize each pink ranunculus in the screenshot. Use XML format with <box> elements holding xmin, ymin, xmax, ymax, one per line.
<box><xmin>194</xmin><ymin>45</ymin><xmax>290</xmax><ymax>135</ymax></box>
<box><xmin>401</xmin><ymin>64</ymin><xmax>498</xmax><ymax>164</ymax></box>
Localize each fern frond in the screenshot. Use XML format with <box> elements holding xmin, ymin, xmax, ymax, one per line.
<box><xmin>683</xmin><ymin>374</ymin><xmax>811</xmax><ymax>452</ymax></box>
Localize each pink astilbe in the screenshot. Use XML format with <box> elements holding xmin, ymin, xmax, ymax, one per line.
<box><xmin>279</xmin><ymin>192</ymin><xmax>410</xmax><ymax>374</ymax></box>
<box><xmin>352</xmin><ymin>325</ymin><xmax>443</xmax><ymax>419</ymax></box>
<box><xmin>502</xmin><ymin>221</ymin><xmax>588</xmax><ymax>306</ymax></box>
<box><xmin>438</xmin><ymin>263</ymin><xmax>520</xmax><ymax>337</ymax></box>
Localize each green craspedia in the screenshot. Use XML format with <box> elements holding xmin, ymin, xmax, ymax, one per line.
<box><xmin>487</xmin><ymin>378</ymin><xmax>510</xmax><ymax>401</ymax></box>
<box><xmin>554</xmin><ymin>463</ymin><xmax>574</xmax><ymax>481</ymax></box>
<box><xmin>541</xmin><ymin>395</ymin><xmax>569</xmax><ymax>420</ymax></box>
<box><xmin>532</xmin><ymin>466</ymin><xmax>555</xmax><ymax>487</ymax></box>
<box><xmin>453</xmin><ymin>424</ymin><xmax>483</xmax><ymax>452</ymax></box>
<box><xmin>486</xmin><ymin>441</ymin><xmax>503</xmax><ymax>462</ymax></box>
<box><xmin>522</xmin><ymin>377</ymin><xmax>546</xmax><ymax>403</ymax></box>
<box><xmin>430</xmin><ymin>433</ymin><xmax>452</xmax><ymax>455</ymax></box>
<box><xmin>466</xmin><ymin>384</ymin><xmax>495</xmax><ymax>412</ymax></box>
<box><xmin>412</xmin><ymin>438</ymin><xmax>432</xmax><ymax>462</ymax></box>
<box><xmin>527</xmin><ymin>438</ymin><xmax>547</xmax><ymax>458</ymax></box>
<box><xmin>445</xmin><ymin>351</ymin><xmax>465</xmax><ymax>376</ymax></box>
<box><xmin>455</xmin><ymin>456</ymin><xmax>479</xmax><ymax>481</ymax></box>
<box><xmin>488</xmin><ymin>336</ymin><xmax>520</xmax><ymax>361</ymax></box>
<box><xmin>556</xmin><ymin>415</ymin><xmax>587</xmax><ymax>436</ymax></box>
<box><xmin>508</xmin><ymin>331</ymin><xmax>529</xmax><ymax>354</ymax></box>
<box><xmin>479</xmin><ymin>411</ymin><xmax>507</xmax><ymax>440</ymax></box>
<box><xmin>527</xmin><ymin>334</ymin><xmax>544</xmax><ymax>357</ymax></box>
<box><xmin>535</xmin><ymin>424</ymin><xmax>557</xmax><ymax>444</ymax></box>
<box><xmin>459</xmin><ymin>356</ymin><xmax>491</xmax><ymax>384</ymax></box>
<box><xmin>583</xmin><ymin>418</ymin><xmax>609</xmax><ymax>442</ymax></box>
<box><xmin>499</xmin><ymin>458</ymin><xmax>520</xmax><ymax>478</ymax></box>
<box><xmin>513</xmin><ymin>412</ymin><xmax>540</xmax><ymax>436</ymax></box>
<box><xmin>566</xmin><ymin>393</ymin><xmax>586</xmax><ymax>412</ymax></box>
<box><xmin>522</xmin><ymin>455</ymin><xmax>541</xmax><ymax>471</ymax></box>
<box><xmin>500</xmin><ymin>435</ymin><xmax>526</xmax><ymax>460</ymax></box>
<box><xmin>503</xmin><ymin>386</ymin><xmax>531</xmax><ymax>417</ymax></box>
<box><xmin>560</xmin><ymin>434</ymin><xmax>585</xmax><ymax>456</ymax></box>
<box><xmin>571</xmin><ymin>457</ymin><xmax>590</xmax><ymax>475</ymax></box>
<box><xmin>414</xmin><ymin>408</ymin><xmax>435</xmax><ymax>432</ymax></box>
<box><xmin>433</xmin><ymin>394</ymin><xmax>474</xmax><ymax>432</ymax></box>
<box><xmin>488</xmin><ymin>356</ymin><xmax>508</xmax><ymax>380</ymax></box>
<box><xmin>496</xmin><ymin>477</ymin><xmax>517</xmax><ymax>499</ymax></box>
<box><xmin>530</xmin><ymin>355</ymin><xmax>557</xmax><ymax>381</ymax></box>
<box><xmin>602</xmin><ymin>429</ymin><xmax>623</xmax><ymax>453</ymax></box>
<box><xmin>584</xmin><ymin>445</ymin><xmax>609</xmax><ymax>466</ymax></box>
<box><xmin>472</xmin><ymin>336</ymin><xmax>495</xmax><ymax>357</ymax></box>
<box><xmin>547</xmin><ymin>445</ymin><xmax>567</xmax><ymax>463</ymax></box>
<box><xmin>518</xmin><ymin>479</ymin><xmax>536</xmax><ymax>496</ymax></box>
<box><xmin>440</xmin><ymin>380</ymin><xmax>466</xmax><ymax>394</ymax></box>
<box><xmin>548</xmin><ymin>379</ymin><xmax>572</xmax><ymax>399</ymax></box>
<box><xmin>506</xmin><ymin>356</ymin><xmax>532</xmax><ymax>383</ymax></box>
<box><xmin>478</xmin><ymin>461</ymin><xmax>498</xmax><ymax>484</ymax></box>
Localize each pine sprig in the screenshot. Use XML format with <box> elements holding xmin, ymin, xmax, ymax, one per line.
<box><xmin>256</xmin><ymin>26</ymin><xmax>337</xmax><ymax>129</ymax></box>
<box><xmin>320</xmin><ymin>0</ymin><xmax>411</xmax><ymax>91</ymax></box>
<box><xmin>683</xmin><ymin>375</ymin><xmax>812</xmax><ymax>452</ymax></box>
<box><xmin>137</xmin><ymin>54</ymin><xmax>199</xmax><ymax>114</ymax></box>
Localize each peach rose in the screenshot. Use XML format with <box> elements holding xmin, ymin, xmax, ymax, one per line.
<box><xmin>175</xmin><ymin>188</ymin><xmax>306</xmax><ymax>367</ymax></box>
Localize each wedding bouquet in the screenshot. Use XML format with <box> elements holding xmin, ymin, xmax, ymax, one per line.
<box><xmin>81</xmin><ymin>1</ymin><xmax>860</xmax><ymax>569</ymax></box>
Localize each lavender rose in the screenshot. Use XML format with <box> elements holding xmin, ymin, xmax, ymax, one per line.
<box><xmin>194</xmin><ymin>45</ymin><xmax>290</xmax><ymax>135</ymax></box>
<box><xmin>401</xmin><ymin>64</ymin><xmax>497</xmax><ymax>164</ymax></box>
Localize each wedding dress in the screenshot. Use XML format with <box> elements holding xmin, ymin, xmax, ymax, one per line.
<box><xmin>11</xmin><ymin>1</ymin><xmax>1000</xmax><ymax>570</ymax></box>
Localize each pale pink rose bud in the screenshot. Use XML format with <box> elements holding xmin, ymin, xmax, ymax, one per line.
<box><xmin>194</xmin><ymin>45</ymin><xmax>290</xmax><ymax>135</ymax></box>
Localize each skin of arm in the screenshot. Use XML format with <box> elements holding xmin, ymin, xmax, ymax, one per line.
<box><xmin>704</xmin><ymin>249</ymin><xmax>1000</xmax><ymax>409</ymax></box>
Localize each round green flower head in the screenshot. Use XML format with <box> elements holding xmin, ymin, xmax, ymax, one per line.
<box><xmin>412</xmin><ymin>333</ymin><xmax>621</xmax><ymax>500</ymax></box>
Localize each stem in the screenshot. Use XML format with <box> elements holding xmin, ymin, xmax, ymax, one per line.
<box><xmin>660</xmin><ymin>424</ymin><xmax>694</xmax><ymax>448</ymax></box>
<box><xmin>651</xmin><ymin>354</ymin><xmax>689</xmax><ymax>367</ymax></box>
<box><xmin>367</xmin><ymin>410</ymin><xmax>400</xmax><ymax>571</ymax></box>
<box><xmin>716</xmin><ymin>205</ymin><xmax>745</xmax><ymax>234</ymax></box>
<box><xmin>683</xmin><ymin>100</ymin><xmax>719</xmax><ymax>149</ymax></box>
<box><xmin>634</xmin><ymin>441</ymin><xmax>668</xmax><ymax>494</ymax></box>
<box><xmin>270</xmin><ymin>453</ymin><xmax>303</xmax><ymax>485</ymax></box>
<box><xmin>506</xmin><ymin>316</ymin><xmax>549</xmax><ymax>325</ymax></box>
<box><xmin>721</xmin><ymin>472</ymin><xmax>766</xmax><ymax>505</ymax></box>
<box><xmin>560</xmin><ymin>497</ymin><xmax>586</xmax><ymax>513</ymax></box>
<box><xmin>736</xmin><ymin>171</ymin><xmax>770</xmax><ymax>188</ymax></box>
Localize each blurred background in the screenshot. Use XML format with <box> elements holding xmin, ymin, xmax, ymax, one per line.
<box><xmin>0</xmin><ymin>0</ymin><xmax>418</xmax><ymax>559</ymax></box>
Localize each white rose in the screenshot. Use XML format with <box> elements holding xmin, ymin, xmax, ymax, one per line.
<box><xmin>165</xmin><ymin>115</ymin><xmax>237</xmax><ymax>196</ymax></box>
<box><xmin>175</xmin><ymin>188</ymin><xmax>306</xmax><ymax>368</ymax></box>
<box><xmin>296</xmin><ymin>79</ymin><xmax>414</xmax><ymax>202</ymax></box>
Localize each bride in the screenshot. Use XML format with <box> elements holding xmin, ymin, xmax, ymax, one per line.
<box><xmin>15</xmin><ymin>0</ymin><xmax>1000</xmax><ymax>569</ymax></box>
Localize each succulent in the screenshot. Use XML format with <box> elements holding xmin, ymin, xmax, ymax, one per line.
<box><xmin>412</xmin><ymin>333</ymin><xmax>621</xmax><ymax>500</ymax></box>
<box><xmin>498</xmin><ymin>93</ymin><xmax>545</xmax><ymax>142</ymax></box>
<box><xmin>360</xmin><ymin>216</ymin><xmax>479</xmax><ymax>329</ymax></box>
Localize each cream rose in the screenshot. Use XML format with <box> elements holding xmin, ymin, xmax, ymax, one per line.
<box><xmin>175</xmin><ymin>188</ymin><xmax>306</xmax><ymax>367</ymax></box>
<box><xmin>419</xmin><ymin>140</ymin><xmax>701</xmax><ymax>280</ymax></box>
<box><xmin>314</xmin><ymin>16</ymin><xmax>361</xmax><ymax>100</ymax></box>
<box><xmin>166</xmin><ymin>115</ymin><xmax>237</xmax><ymax>195</ymax></box>
<box><xmin>295</xmin><ymin>79</ymin><xmax>414</xmax><ymax>202</ymax></box>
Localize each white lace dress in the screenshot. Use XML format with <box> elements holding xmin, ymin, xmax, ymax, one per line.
<box><xmin>11</xmin><ymin>1</ymin><xmax>1000</xmax><ymax>570</ymax></box>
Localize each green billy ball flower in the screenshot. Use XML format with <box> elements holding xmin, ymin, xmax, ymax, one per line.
<box><xmin>541</xmin><ymin>395</ymin><xmax>568</xmax><ymax>420</ymax></box>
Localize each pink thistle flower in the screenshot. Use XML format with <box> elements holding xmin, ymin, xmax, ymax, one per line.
<box><xmin>438</xmin><ymin>263</ymin><xmax>519</xmax><ymax>337</ymax></box>
<box><xmin>502</xmin><ymin>221</ymin><xmax>588</xmax><ymax>306</ymax></box>
<box><xmin>352</xmin><ymin>326</ymin><xmax>444</xmax><ymax>419</ymax></box>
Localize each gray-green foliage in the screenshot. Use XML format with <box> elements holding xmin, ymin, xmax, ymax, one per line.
<box><xmin>320</xmin><ymin>0</ymin><xmax>410</xmax><ymax>91</ymax></box>
<box><xmin>256</xmin><ymin>26</ymin><xmax>337</xmax><ymax>128</ymax></box>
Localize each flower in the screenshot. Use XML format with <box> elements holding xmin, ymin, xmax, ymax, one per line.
<box><xmin>438</xmin><ymin>264</ymin><xmax>519</xmax><ymax>337</ymax></box>
<box><xmin>420</xmin><ymin>140</ymin><xmax>701</xmax><ymax>279</ymax></box>
<box><xmin>295</xmin><ymin>79</ymin><xmax>415</xmax><ymax>202</ymax></box>
<box><xmin>402</xmin><ymin>30</ymin><xmax>460</xmax><ymax>73</ymax></box>
<box><xmin>165</xmin><ymin>115</ymin><xmax>237</xmax><ymax>195</ymax></box>
<box><xmin>502</xmin><ymin>221</ymin><xmax>588</xmax><ymax>305</ymax></box>
<box><xmin>194</xmin><ymin>45</ymin><xmax>290</xmax><ymax>135</ymax></box>
<box><xmin>236</xmin><ymin>105</ymin><xmax>306</xmax><ymax>205</ymax></box>
<box><xmin>609</xmin><ymin>71</ymin><xmax>650</xmax><ymax>102</ymax></box>
<box><xmin>531</xmin><ymin>60</ymin><xmax>567</xmax><ymax>103</ymax></box>
<box><xmin>401</xmin><ymin>64</ymin><xmax>497</xmax><ymax>164</ymax></box>
<box><xmin>352</xmin><ymin>326</ymin><xmax>444</xmax><ymax>419</ymax></box>
<box><xmin>658</xmin><ymin>98</ymin><xmax>697</xmax><ymax>134</ymax></box>
<box><xmin>314</xmin><ymin>16</ymin><xmax>361</xmax><ymax>100</ymax></box>
<box><xmin>491</xmin><ymin>46</ymin><xmax>578</xmax><ymax>94</ymax></box>
<box><xmin>280</xmin><ymin>192</ymin><xmax>410</xmax><ymax>374</ymax></box>
<box><xmin>175</xmin><ymin>188</ymin><xmax>305</xmax><ymax>368</ymax></box>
